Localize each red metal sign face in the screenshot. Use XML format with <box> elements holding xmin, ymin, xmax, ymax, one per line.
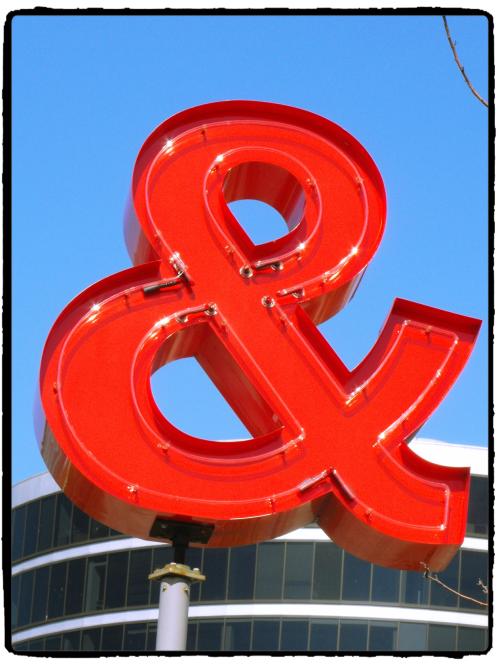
<box><xmin>38</xmin><ymin>101</ymin><xmax>480</xmax><ymax>570</ymax></box>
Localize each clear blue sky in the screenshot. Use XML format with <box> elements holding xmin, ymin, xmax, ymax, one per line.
<box><xmin>11</xmin><ymin>12</ymin><xmax>489</xmax><ymax>483</ymax></box>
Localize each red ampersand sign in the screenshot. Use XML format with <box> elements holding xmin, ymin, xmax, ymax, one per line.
<box><xmin>38</xmin><ymin>102</ymin><xmax>480</xmax><ymax>570</ymax></box>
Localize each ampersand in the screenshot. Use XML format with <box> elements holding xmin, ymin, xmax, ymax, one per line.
<box><xmin>39</xmin><ymin>101</ymin><xmax>480</xmax><ymax>570</ymax></box>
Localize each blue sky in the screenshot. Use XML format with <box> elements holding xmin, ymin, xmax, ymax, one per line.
<box><xmin>11</xmin><ymin>12</ymin><xmax>489</xmax><ymax>483</ymax></box>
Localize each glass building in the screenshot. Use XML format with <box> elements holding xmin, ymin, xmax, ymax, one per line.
<box><xmin>10</xmin><ymin>439</ymin><xmax>489</xmax><ymax>654</ymax></box>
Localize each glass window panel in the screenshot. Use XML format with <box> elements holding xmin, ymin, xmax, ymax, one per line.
<box><xmin>102</xmin><ymin>625</ymin><xmax>124</xmax><ymax>651</ymax></box>
<box><xmin>17</xmin><ymin>570</ymin><xmax>34</xmax><ymax>627</ymax></box>
<box><xmin>187</xmin><ymin>622</ymin><xmax>197</xmax><ymax>651</ymax></box>
<box><xmin>398</xmin><ymin>622</ymin><xmax>427</xmax><ymax>650</ymax></box>
<box><xmin>428</xmin><ymin>624</ymin><xmax>456</xmax><ymax>651</ymax></box>
<box><xmin>89</xmin><ymin>517</ymin><xmax>110</xmax><ymax>541</ymax></box>
<box><xmin>82</xmin><ymin>628</ymin><xmax>101</xmax><ymax>651</ymax></box>
<box><xmin>147</xmin><ymin>623</ymin><xmax>157</xmax><ymax>651</ymax></box>
<box><xmin>38</xmin><ymin>495</ymin><xmax>56</xmax><ymax>552</ymax></box>
<box><xmin>197</xmin><ymin>621</ymin><xmax>223</xmax><ymax>651</ymax></box>
<box><xmin>369</xmin><ymin>623</ymin><xmax>397</xmax><ymax>651</ymax></box>
<box><xmin>224</xmin><ymin>621</ymin><xmax>251</xmax><ymax>650</ymax></box>
<box><xmin>339</xmin><ymin>622</ymin><xmax>368</xmax><ymax>651</ymax></box>
<box><xmin>23</xmin><ymin>501</ymin><xmax>40</xmax><ymax>557</ymax></box>
<box><xmin>11</xmin><ymin>575</ymin><xmax>20</xmax><ymax>629</ymax></box>
<box><xmin>467</xmin><ymin>476</ymin><xmax>488</xmax><ymax>536</ymax></box>
<box><xmin>71</xmin><ymin>506</ymin><xmax>90</xmax><ymax>544</ymax></box>
<box><xmin>54</xmin><ymin>495</ymin><xmax>72</xmax><ymax>547</ymax></box>
<box><xmin>342</xmin><ymin>553</ymin><xmax>371</xmax><ymax>601</ymax></box>
<box><xmin>127</xmin><ymin>549</ymin><xmax>152</xmax><ymax>607</ymax></box>
<box><xmin>457</xmin><ymin>626</ymin><xmax>487</xmax><ymax>651</ymax></box>
<box><xmin>199</xmin><ymin>549</ymin><xmax>228</xmax><ymax>601</ymax></box>
<box><xmin>255</xmin><ymin>543</ymin><xmax>284</xmax><ymax>599</ymax></box>
<box><xmin>371</xmin><ymin>565</ymin><xmax>400</xmax><ymax>603</ymax></box>
<box><xmin>459</xmin><ymin>550</ymin><xmax>489</xmax><ymax>610</ymax></box>
<box><xmin>12</xmin><ymin>505</ymin><xmax>26</xmax><ymax>561</ymax></box>
<box><xmin>105</xmin><ymin>551</ymin><xmax>129</xmax><ymax>609</ymax></box>
<box><xmin>402</xmin><ymin>570</ymin><xmax>430</xmax><ymax>605</ymax></box>
<box><xmin>284</xmin><ymin>543</ymin><xmax>313</xmax><ymax>599</ymax></box>
<box><xmin>65</xmin><ymin>558</ymin><xmax>86</xmax><ymax>615</ymax></box>
<box><xmin>29</xmin><ymin>639</ymin><xmax>44</xmax><ymax>651</ymax></box>
<box><xmin>14</xmin><ymin>641</ymin><xmax>30</xmax><ymax>651</ymax></box>
<box><xmin>124</xmin><ymin>623</ymin><xmax>146</xmax><ymax>651</ymax></box>
<box><xmin>45</xmin><ymin>635</ymin><xmax>62</xmax><ymax>651</ymax></box>
<box><xmin>150</xmin><ymin>546</ymin><xmax>174</xmax><ymax>605</ymax></box>
<box><xmin>228</xmin><ymin>545</ymin><xmax>256</xmax><ymax>600</ymax></box>
<box><xmin>48</xmin><ymin>562</ymin><xmax>67</xmax><ymax>619</ymax></box>
<box><xmin>310</xmin><ymin>621</ymin><xmax>338</xmax><ymax>651</ymax></box>
<box><xmin>62</xmin><ymin>631</ymin><xmax>81</xmax><ymax>651</ymax></box>
<box><xmin>281</xmin><ymin>620</ymin><xmax>308</xmax><ymax>651</ymax></box>
<box><xmin>252</xmin><ymin>620</ymin><xmax>280</xmax><ymax>651</ymax></box>
<box><xmin>430</xmin><ymin>552</ymin><xmax>459</xmax><ymax>608</ymax></box>
<box><xmin>186</xmin><ymin>547</ymin><xmax>202</xmax><ymax>602</ymax></box>
<box><xmin>32</xmin><ymin>566</ymin><xmax>50</xmax><ymax>623</ymax></box>
<box><xmin>84</xmin><ymin>555</ymin><xmax>106</xmax><ymax>611</ymax></box>
<box><xmin>313</xmin><ymin>542</ymin><xmax>341</xmax><ymax>600</ymax></box>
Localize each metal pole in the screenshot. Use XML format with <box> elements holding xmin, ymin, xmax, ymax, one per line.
<box><xmin>156</xmin><ymin>575</ymin><xmax>190</xmax><ymax>650</ymax></box>
<box><xmin>149</xmin><ymin>561</ymin><xmax>205</xmax><ymax>651</ymax></box>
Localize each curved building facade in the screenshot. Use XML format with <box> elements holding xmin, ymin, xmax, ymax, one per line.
<box><xmin>11</xmin><ymin>440</ymin><xmax>489</xmax><ymax>653</ymax></box>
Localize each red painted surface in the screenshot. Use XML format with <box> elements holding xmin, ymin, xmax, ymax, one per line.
<box><xmin>38</xmin><ymin>101</ymin><xmax>480</xmax><ymax>570</ymax></box>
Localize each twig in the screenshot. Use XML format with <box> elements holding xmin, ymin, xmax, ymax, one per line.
<box><xmin>442</xmin><ymin>16</ymin><xmax>488</xmax><ymax>108</ymax></box>
<box><xmin>478</xmin><ymin>578</ymin><xmax>489</xmax><ymax>595</ymax></box>
<box><xmin>421</xmin><ymin>563</ymin><xmax>488</xmax><ymax>607</ymax></box>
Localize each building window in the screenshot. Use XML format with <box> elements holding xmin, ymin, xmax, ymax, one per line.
<box><xmin>342</xmin><ymin>553</ymin><xmax>371</xmax><ymax>601</ymax></box>
<box><xmin>62</xmin><ymin>631</ymin><xmax>81</xmax><ymax>651</ymax></box>
<box><xmin>223</xmin><ymin>621</ymin><xmax>251</xmax><ymax>651</ymax></box>
<box><xmin>371</xmin><ymin>564</ymin><xmax>400</xmax><ymax>603</ymax></box>
<box><xmin>254</xmin><ymin>542</ymin><xmax>284</xmax><ymax>599</ymax></box>
<box><xmin>428</xmin><ymin>624</ymin><xmax>457</xmax><ymax>651</ymax></box>
<box><xmin>37</xmin><ymin>495</ymin><xmax>56</xmax><ymax>552</ymax></box>
<box><xmin>457</xmin><ymin>626</ymin><xmax>487</xmax><ymax>651</ymax></box>
<box><xmin>197</xmin><ymin>621</ymin><xmax>223</xmax><ymax>651</ymax></box>
<box><xmin>105</xmin><ymin>551</ymin><xmax>128</xmax><ymax>609</ymax></box>
<box><xmin>309</xmin><ymin>620</ymin><xmax>339</xmax><ymax>651</ymax></box>
<box><xmin>281</xmin><ymin>620</ymin><xmax>309</xmax><ymax>651</ymax></box>
<box><xmin>369</xmin><ymin>623</ymin><xmax>397</xmax><ymax>651</ymax></box>
<box><xmin>228</xmin><ymin>545</ymin><xmax>256</xmax><ymax>600</ymax></box>
<box><xmin>89</xmin><ymin>517</ymin><xmax>110</xmax><ymax>541</ymax></box>
<box><xmin>81</xmin><ymin>628</ymin><xmax>101</xmax><ymax>651</ymax></box>
<box><xmin>284</xmin><ymin>543</ymin><xmax>313</xmax><ymax>599</ymax></box>
<box><xmin>71</xmin><ymin>506</ymin><xmax>90</xmax><ymax>544</ymax></box>
<box><xmin>17</xmin><ymin>570</ymin><xmax>34</xmax><ymax>628</ymax></box>
<box><xmin>124</xmin><ymin>623</ymin><xmax>147</xmax><ymax>651</ymax></box>
<box><xmin>54</xmin><ymin>495</ymin><xmax>72</xmax><ymax>548</ymax></box>
<box><xmin>459</xmin><ymin>550</ymin><xmax>489</xmax><ymax>610</ymax></box>
<box><xmin>12</xmin><ymin>505</ymin><xmax>26</xmax><ymax>562</ymax></box>
<box><xmin>65</xmin><ymin>558</ymin><xmax>86</xmax><ymax>616</ymax></box>
<box><xmin>84</xmin><ymin>555</ymin><xmax>106</xmax><ymax>612</ymax></box>
<box><xmin>398</xmin><ymin>622</ymin><xmax>427</xmax><ymax>650</ymax></box>
<box><xmin>199</xmin><ymin>549</ymin><xmax>228</xmax><ymax>601</ymax></box>
<box><xmin>101</xmin><ymin>625</ymin><xmax>124</xmax><ymax>651</ymax></box>
<box><xmin>127</xmin><ymin>548</ymin><xmax>152</xmax><ymax>607</ymax></box>
<box><xmin>313</xmin><ymin>542</ymin><xmax>341</xmax><ymax>600</ymax></box>
<box><xmin>47</xmin><ymin>562</ymin><xmax>67</xmax><ymax>620</ymax></box>
<box><xmin>24</xmin><ymin>501</ymin><xmax>40</xmax><ymax>557</ymax></box>
<box><xmin>31</xmin><ymin>566</ymin><xmax>49</xmax><ymax>623</ymax></box>
<box><xmin>401</xmin><ymin>569</ymin><xmax>430</xmax><ymax>606</ymax></box>
<box><xmin>252</xmin><ymin>619</ymin><xmax>280</xmax><ymax>651</ymax></box>
<box><xmin>467</xmin><ymin>476</ymin><xmax>488</xmax><ymax>537</ymax></box>
<box><xmin>338</xmin><ymin>622</ymin><xmax>368</xmax><ymax>651</ymax></box>
<box><xmin>430</xmin><ymin>552</ymin><xmax>459</xmax><ymax>609</ymax></box>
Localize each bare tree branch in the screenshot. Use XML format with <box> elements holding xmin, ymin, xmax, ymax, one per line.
<box><xmin>442</xmin><ymin>16</ymin><xmax>488</xmax><ymax>108</ymax></box>
<box><xmin>421</xmin><ymin>563</ymin><xmax>488</xmax><ymax>607</ymax></box>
